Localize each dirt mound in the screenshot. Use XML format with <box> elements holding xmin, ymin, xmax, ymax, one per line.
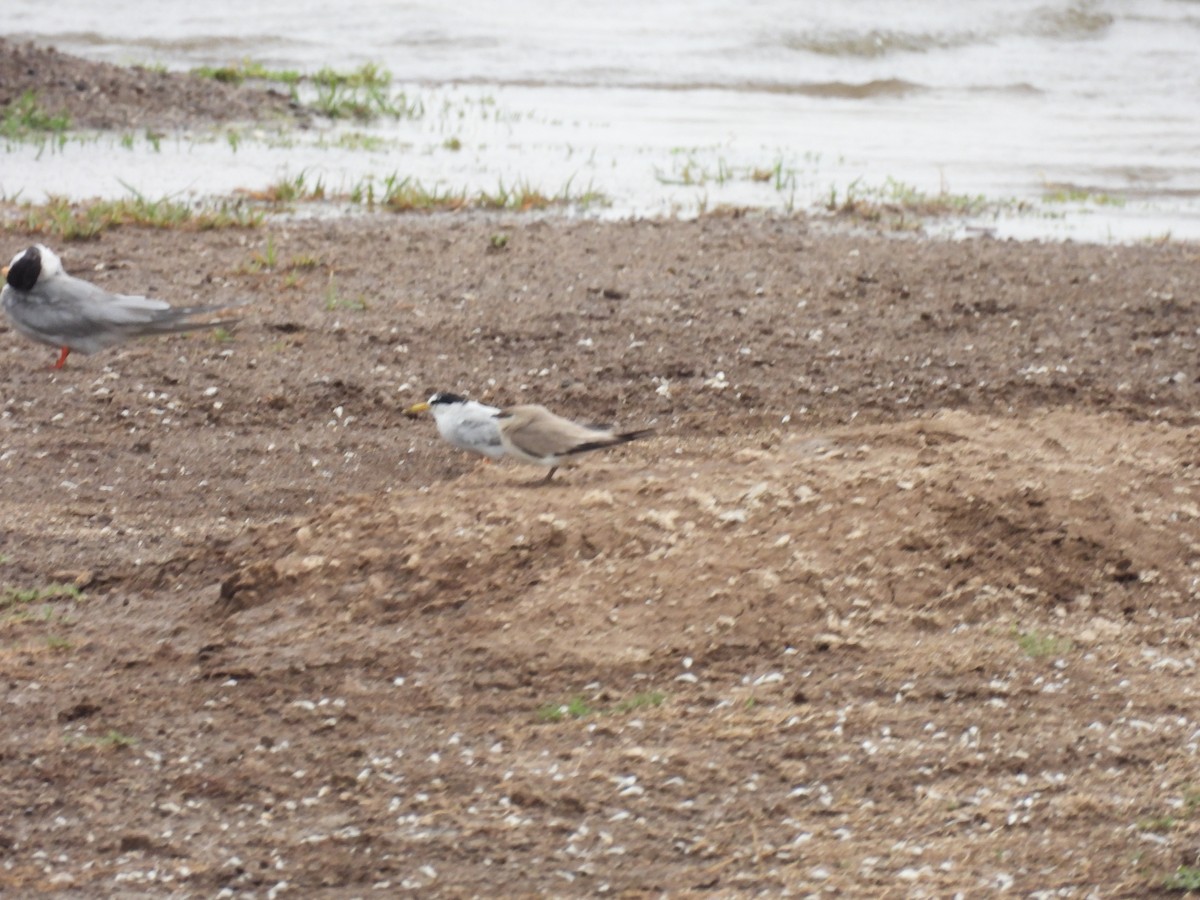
<box><xmin>0</xmin><ymin>39</ymin><xmax>298</xmax><ymax>129</ymax></box>
<box><xmin>214</xmin><ymin>411</ymin><xmax>1178</xmax><ymax>676</ymax></box>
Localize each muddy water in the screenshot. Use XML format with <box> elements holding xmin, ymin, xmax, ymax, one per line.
<box><xmin>5</xmin><ymin>0</ymin><xmax>1200</xmax><ymax>240</ymax></box>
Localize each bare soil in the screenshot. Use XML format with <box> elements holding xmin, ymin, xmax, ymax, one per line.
<box><xmin>0</xmin><ymin>212</ymin><xmax>1199</xmax><ymax>897</ymax></box>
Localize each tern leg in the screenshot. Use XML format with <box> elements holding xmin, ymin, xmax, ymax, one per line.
<box><xmin>52</xmin><ymin>347</ymin><xmax>70</xmax><ymax>369</ymax></box>
<box><xmin>542</xmin><ymin>466</ymin><xmax>558</xmax><ymax>483</ymax></box>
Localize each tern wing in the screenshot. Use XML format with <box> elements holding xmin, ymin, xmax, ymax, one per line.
<box><xmin>18</xmin><ymin>275</ymin><xmax>238</xmax><ymax>351</ymax></box>
<box><xmin>507</xmin><ymin>411</ymin><xmax>615</xmax><ymax>458</ymax></box>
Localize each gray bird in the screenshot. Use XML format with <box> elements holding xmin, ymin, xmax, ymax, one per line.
<box><xmin>404</xmin><ymin>392</ymin><xmax>506</xmax><ymax>460</ymax></box>
<box><xmin>495</xmin><ymin>403</ymin><xmax>653</xmax><ymax>482</ymax></box>
<box><xmin>1</xmin><ymin>244</ymin><xmax>242</xmax><ymax>368</ymax></box>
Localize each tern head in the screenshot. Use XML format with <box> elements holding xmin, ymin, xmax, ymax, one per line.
<box><xmin>4</xmin><ymin>244</ymin><xmax>63</xmax><ymax>291</ymax></box>
<box><xmin>404</xmin><ymin>391</ymin><xmax>469</xmax><ymax>416</ymax></box>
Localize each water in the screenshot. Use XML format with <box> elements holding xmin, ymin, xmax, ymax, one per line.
<box><xmin>4</xmin><ymin>0</ymin><xmax>1200</xmax><ymax>241</ymax></box>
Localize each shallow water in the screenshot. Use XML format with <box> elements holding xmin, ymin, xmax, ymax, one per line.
<box><xmin>5</xmin><ymin>0</ymin><xmax>1200</xmax><ymax>240</ymax></box>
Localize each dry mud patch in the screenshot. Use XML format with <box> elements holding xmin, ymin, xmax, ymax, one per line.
<box><xmin>0</xmin><ymin>38</ymin><xmax>299</xmax><ymax>130</ymax></box>
<box><xmin>0</xmin><ymin>216</ymin><xmax>1199</xmax><ymax>895</ymax></box>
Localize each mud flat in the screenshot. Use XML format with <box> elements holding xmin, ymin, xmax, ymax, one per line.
<box><xmin>0</xmin><ymin>212</ymin><xmax>1198</xmax><ymax>895</ymax></box>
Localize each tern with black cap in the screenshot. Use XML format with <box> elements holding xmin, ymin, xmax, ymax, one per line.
<box><xmin>1</xmin><ymin>244</ymin><xmax>243</xmax><ymax>369</ymax></box>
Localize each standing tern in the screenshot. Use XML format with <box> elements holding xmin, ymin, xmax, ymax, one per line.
<box><xmin>1</xmin><ymin>244</ymin><xmax>242</xmax><ymax>368</ymax></box>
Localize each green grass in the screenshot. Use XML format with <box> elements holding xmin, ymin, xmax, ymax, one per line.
<box><xmin>323</xmin><ymin>274</ymin><xmax>368</xmax><ymax>312</ymax></box>
<box><xmin>328</xmin><ymin>131</ymin><xmax>389</xmax><ymax>152</ymax></box>
<box><xmin>0</xmin><ymin>91</ymin><xmax>71</xmax><ymax>141</ymax></box>
<box><xmin>1</xmin><ymin>582</ymin><xmax>82</xmax><ymax>608</ymax></box>
<box><xmin>1014</xmin><ymin>626</ymin><xmax>1073</xmax><ymax>659</ymax></box>
<box><xmin>245</xmin><ymin>171</ymin><xmax>327</xmax><ymax>204</ymax></box>
<box><xmin>286</xmin><ymin>253</ymin><xmax>321</xmax><ymax>270</ymax></box>
<box><xmin>311</xmin><ymin>62</ymin><xmax>391</xmax><ymax>90</ymax></box>
<box><xmin>5</xmin><ymin>191</ymin><xmax>262</xmax><ymax>240</ymax></box>
<box><xmin>191</xmin><ymin>60</ymin><xmax>303</xmax><ymax>86</ymax></box>
<box><xmin>826</xmin><ymin>177</ymin><xmax>991</xmax><ymax>227</ymax></box>
<box><xmin>1</xmin><ymin>581</ymin><xmax>84</xmax><ymax>633</ymax></box>
<box><xmin>359</xmin><ymin>174</ymin><xmax>469</xmax><ymax>212</ymax></box>
<box><xmin>1164</xmin><ymin>866</ymin><xmax>1200</xmax><ymax>891</ymax></box>
<box><xmin>1137</xmin><ymin>814</ymin><xmax>1177</xmax><ymax>834</ymax></box>
<box><xmin>538</xmin><ymin>691</ymin><xmax>666</xmax><ymax>723</ymax></box>
<box><xmin>69</xmin><ymin>729</ymin><xmax>139</xmax><ymax>751</ymax></box>
<box><xmin>227</xmin><ymin>171</ymin><xmax>606</xmax><ymax>215</ymax></box>
<box><xmin>612</xmin><ymin>691</ymin><xmax>666</xmax><ymax>714</ymax></box>
<box><xmin>191</xmin><ymin>60</ymin><xmax>420</xmax><ymax>122</ymax></box>
<box><xmin>476</xmin><ymin>176</ymin><xmax>606</xmax><ymax>212</ymax></box>
<box><xmin>254</xmin><ymin>234</ymin><xmax>278</xmax><ymax>269</ymax></box>
<box><xmin>537</xmin><ymin>696</ymin><xmax>594</xmax><ymax>722</ymax></box>
<box><xmin>1042</xmin><ymin>186</ymin><xmax>1126</xmax><ymax>207</ymax></box>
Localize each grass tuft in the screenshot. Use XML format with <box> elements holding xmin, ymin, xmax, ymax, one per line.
<box><xmin>537</xmin><ymin>696</ymin><xmax>593</xmax><ymax>722</ymax></box>
<box><xmin>0</xmin><ymin>91</ymin><xmax>71</xmax><ymax>141</ymax></box>
<box><xmin>323</xmin><ymin>274</ymin><xmax>369</xmax><ymax>312</ymax></box>
<box><xmin>538</xmin><ymin>691</ymin><xmax>666</xmax><ymax>723</ymax></box>
<box><xmin>3</xmin><ymin>191</ymin><xmax>262</xmax><ymax>240</ymax></box>
<box><xmin>826</xmin><ymin>177</ymin><xmax>992</xmax><ymax>228</ymax></box>
<box><xmin>1165</xmin><ymin>866</ymin><xmax>1200</xmax><ymax>891</ymax></box>
<box><xmin>1</xmin><ymin>582</ymin><xmax>82</xmax><ymax>609</ymax></box>
<box><xmin>191</xmin><ymin>60</ymin><xmax>303</xmax><ymax>86</ymax></box>
<box><xmin>1014</xmin><ymin>626</ymin><xmax>1073</xmax><ymax>659</ymax></box>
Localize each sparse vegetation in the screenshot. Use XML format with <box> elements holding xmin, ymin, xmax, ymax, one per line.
<box><xmin>372</xmin><ymin>175</ymin><xmax>468</xmax><ymax>212</ymax></box>
<box><xmin>241</xmin><ymin>171</ymin><xmax>327</xmax><ymax>204</ymax></box>
<box><xmin>72</xmin><ymin>729</ymin><xmax>139</xmax><ymax>750</ymax></box>
<box><xmin>192</xmin><ymin>59</ymin><xmax>421</xmax><ymax>122</ymax></box>
<box><xmin>191</xmin><ymin>60</ymin><xmax>303</xmax><ymax>86</ymax></box>
<box><xmin>1042</xmin><ymin>185</ymin><xmax>1126</xmax><ymax>207</ymax></box>
<box><xmin>287</xmin><ymin>253</ymin><xmax>321</xmax><ymax>270</ymax></box>
<box><xmin>324</xmin><ymin>274</ymin><xmax>368</xmax><ymax>312</ymax></box>
<box><xmin>538</xmin><ymin>691</ymin><xmax>666</xmax><ymax>723</ymax></box>
<box><xmin>1138</xmin><ymin>814</ymin><xmax>1177</xmax><ymax>834</ymax></box>
<box><xmin>0</xmin><ymin>90</ymin><xmax>71</xmax><ymax>141</ymax></box>
<box><xmin>1165</xmin><ymin>866</ymin><xmax>1200</xmax><ymax>891</ymax></box>
<box><xmin>826</xmin><ymin>177</ymin><xmax>993</xmax><ymax>228</ymax></box>
<box><xmin>1014</xmin><ymin>626</ymin><xmax>1073</xmax><ymax>659</ymax></box>
<box><xmin>537</xmin><ymin>696</ymin><xmax>593</xmax><ymax>722</ymax></box>
<box><xmin>243</xmin><ymin>234</ymin><xmax>279</xmax><ymax>271</ymax></box>
<box><xmin>1</xmin><ymin>582</ymin><xmax>82</xmax><ymax>608</ymax></box>
<box><xmin>3</xmin><ymin>191</ymin><xmax>262</xmax><ymax>240</ymax></box>
<box><xmin>612</xmin><ymin>691</ymin><xmax>666</xmax><ymax>714</ymax></box>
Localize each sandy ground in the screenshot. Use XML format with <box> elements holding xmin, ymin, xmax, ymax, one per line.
<box><xmin>4</xmin><ymin>40</ymin><xmax>1200</xmax><ymax>899</ymax></box>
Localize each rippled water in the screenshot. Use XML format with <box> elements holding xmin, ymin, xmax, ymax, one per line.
<box><xmin>5</xmin><ymin>0</ymin><xmax>1200</xmax><ymax>240</ymax></box>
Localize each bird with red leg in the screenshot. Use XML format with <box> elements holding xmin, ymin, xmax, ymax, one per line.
<box><xmin>1</xmin><ymin>244</ymin><xmax>243</xmax><ymax>369</ymax></box>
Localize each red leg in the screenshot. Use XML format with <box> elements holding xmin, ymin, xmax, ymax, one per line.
<box><xmin>52</xmin><ymin>347</ymin><xmax>70</xmax><ymax>369</ymax></box>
